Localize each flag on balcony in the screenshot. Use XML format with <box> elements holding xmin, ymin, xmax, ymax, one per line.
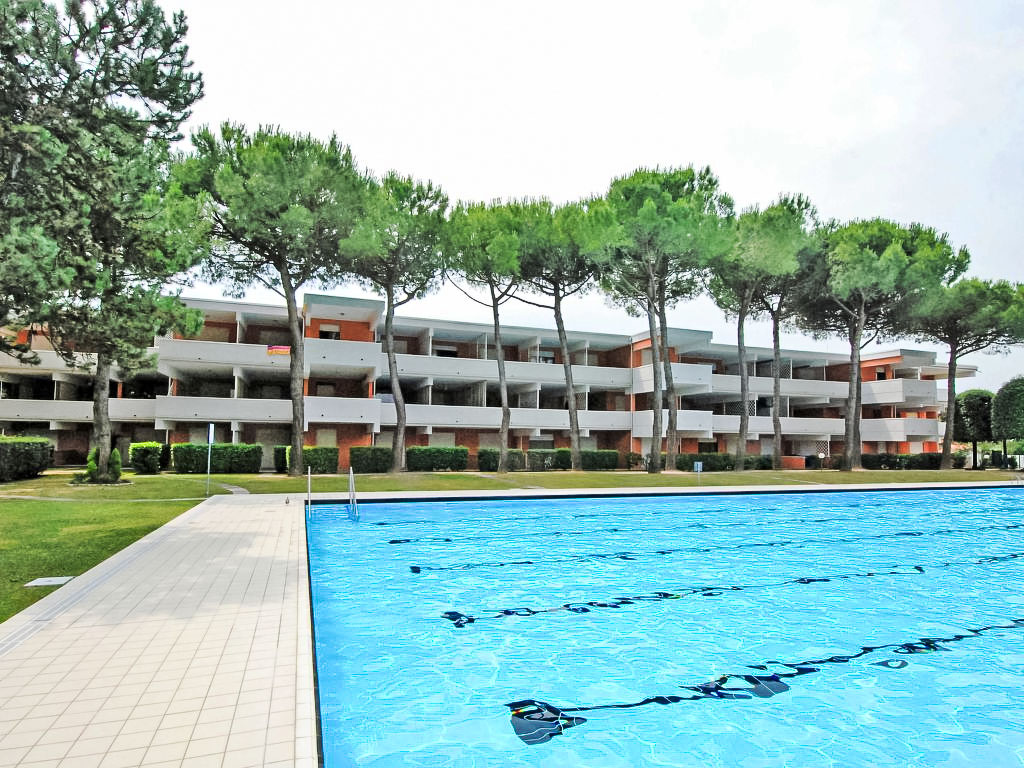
<box><xmin>266</xmin><ymin>345</ymin><xmax>290</xmax><ymax>355</ymax></box>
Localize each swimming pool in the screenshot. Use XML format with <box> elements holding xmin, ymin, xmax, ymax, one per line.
<box><xmin>306</xmin><ymin>488</ymin><xmax>1024</xmax><ymax>767</ymax></box>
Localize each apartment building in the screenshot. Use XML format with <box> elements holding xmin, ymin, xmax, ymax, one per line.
<box><xmin>0</xmin><ymin>294</ymin><xmax>975</xmax><ymax>469</ymax></box>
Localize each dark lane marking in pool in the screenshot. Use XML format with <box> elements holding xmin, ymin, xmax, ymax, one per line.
<box><xmin>410</xmin><ymin>520</ymin><xmax>1024</xmax><ymax>574</ymax></box>
<box><xmin>441</xmin><ymin>550</ymin><xmax>1024</xmax><ymax>628</ymax></box>
<box><xmin>505</xmin><ymin>617</ymin><xmax>1024</xmax><ymax>745</ymax></box>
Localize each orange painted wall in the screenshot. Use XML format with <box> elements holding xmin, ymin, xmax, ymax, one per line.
<box><xmin>305</xmin><ymin>317</ymin><xmax>374</xmax><ymax>342</ymax></box>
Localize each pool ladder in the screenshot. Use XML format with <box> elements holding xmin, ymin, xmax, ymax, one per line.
<box><xmin>347</xmin><ymin>467</ymin><xmax>359</xmax><ymax>521</ymax></box>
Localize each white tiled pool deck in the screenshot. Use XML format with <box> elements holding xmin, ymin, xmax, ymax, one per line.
<box><xmin>0</xmin><ymin>480</ymin><xmax>1018</xmax><ymax>767</ymax></box>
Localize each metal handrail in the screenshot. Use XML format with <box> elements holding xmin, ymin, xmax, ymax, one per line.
<box><xmin>348</xmin><ymin>467</ymin><xmax>359</xmax><ymax>520</ymax></box>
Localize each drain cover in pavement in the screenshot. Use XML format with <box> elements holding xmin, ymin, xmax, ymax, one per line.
<box><xmin>24</xmin><ymin>576</ymin><xmax>74</xmax><ymax>587</ymax></box>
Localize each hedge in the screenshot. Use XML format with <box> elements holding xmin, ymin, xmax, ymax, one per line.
<box><xmin>300</xmin><ymin>446</ymin><xmax>339</xmax><ymax>474</ymax></box>
<box><xmin>350</xmin><ymin>445</ymin><xmax>393</xmax><ymax>474</ymax></box>
<box><xmin>273</xmin><ymin>445</ymin><xmax>289</xmax><ymax>473</ymax></box>
<box><xmin>0</xmin><ymin>437</ymin><xmax>52</xmax><ymax>481</ymax></box>
<box><xmin>580</xmin><ymin>449</ymin><xmax>620</xmax><ymax>470</ymax></box>
<box><xmin>478</xmin><ymin>448</ymin><xmax>526</xmax><ymax>472</ymax></box>
<box><xmin>407</xmin><ymin>446</ymin><xmax>469</xmax><ymax>471</ymax></box>
<box><xmin>129</xmin><ymin>442</ymin><xmax>162</xmax><ymax>474</ymax></box>
<box><xmin>676</xmin><ymin>453</ymin><xmax>735</xmax><ymax>472</ymax></box>
<box><xmin>860</xmin><ymin>452</ymin><xmax>944</xmax><ymax>470</ymax></box>
<box><xmin>171</xmin><ymin>443</ymin><xmax>263</xmax><ymax>473</ymax></box>
<box><xmin>527</xmin><ymin>449</ymin><xmax>558</xmax><ymax>471</ymax></box>
<box><xmin>554</xmin><ymin>448</ymin><xmax>572</xmax><ymax>470</ymax></box>
<box><xmin>160</xmin><ymin>443</ymin><xmax>171</xmax><ymax>470</ymax></box>
<box><xmin>805</xmin><ymin>454</ymin><xmax>843</xmax><ymax>469</ymax></box>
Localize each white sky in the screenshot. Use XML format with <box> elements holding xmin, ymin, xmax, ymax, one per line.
<box><xmin>162</xmin><ymin>0</ymin><xmax>1024</xmax><ymax>390</ymax></box>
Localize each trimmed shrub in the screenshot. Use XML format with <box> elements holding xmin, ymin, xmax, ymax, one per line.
<box><xmin>477</xmin><ymin>448</ymin><xmax>526</xmax><ymax>471</ymax></box>
<box><xmin>676</xmin><ymin>453</ymin><xmax>734</xmax><ymax>472</ymax></box>
<box><xmin>301</xmin><ymin>446</ymin><xmax>339</xmax><ymax>474</ymax></box>
<box><xmin>350</xmin><ymin>445</ymin><xmax>393</xmax><ymax>474</ymax></box>
<box><xmin>407</xmin><ymin>446</ymin><xmax>469</xmax><ymax>472</ymax></box>
<box><xmin>129</xmin><ymin>442</ymin><xmax>162</xmax><ymax>474</ymax></box>
<box><xmin>0</xmin><ymin>436</ymin><xmax>52</xmax><ymax>482</ymax></box>
<box><xmin>108</xmin><ymin>448</ymin><xmax>122</xmax><ymax>481</ymax></box>
<box><xmin>581</xmin><ymin>449</ymin><xmax>619</xmax><ymax>471</ymax></box>
<box><xmin>172</xmin><ymin>442</ymin><xmax>263</xmax><ymax>473</ymax></box>
<box><xmin>626</xmin><ymin>451</ymin><xmax>645</xmax><ymax>470</ymax></box>
<box><xmin>160</xmin><ymin>443</ymin><xmax>171</xmax><ymax>470</ymax></box>
<box><xmin>527</xmin><ymin>449</ymin><xmax>557</xmax><ymax>472</ymax></box>
<box><xmin>273</xmin><ymin>445</ymin><xmax>289</xmax><ymax>473</ymax></box>
<box><xmin>554</xmin><ymin>448</ymin><xmax>572</xmax><ymax>470</ymax></box>
<box><xmin>952</xmin><ymin>451</ymin><xmax>968</xmax><ymax>469</ymax></box>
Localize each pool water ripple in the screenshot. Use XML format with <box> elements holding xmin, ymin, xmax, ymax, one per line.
<box><xmin>308</xmin><ymin>488</ymin><xmax>1024</xmax><ymax>767</ymax></box>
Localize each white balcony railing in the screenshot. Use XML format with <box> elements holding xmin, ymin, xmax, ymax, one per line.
<box><xmin>710</xmin><ymin>373</ymin><xmax>846</xmax><ymax>400</ymax></box>
<box><xmin>0</xmin><ymin>398</ymin><xmax>156</xmax><ymax>423</ymax></box>
<box><xmin>378</xmin><ymin>403</ymin><xmax>632</xmax><ymax>431</ymax></box>
<box><xmin>632</xmin><ymin>363</ymin><xmax>713</xmax><ymax>395</ymax></box>
<box><xmin>861</xmin><ymin>378</ymin><xmax>937</xmax><ymax>406</ymax></box>
<box><xmin>630</xmin><ymin>409</ymin><xmax>714</xmax><ymax>438</ymax></box>
<box><xmin>712</xmin><ymin>414</ymin><xmax>845</xmax><ymax>437</ymax></box>
<box><xmin>860</xmin><ymin>417</ymin><xmax>940</xmax><ymax>441</ymax></box>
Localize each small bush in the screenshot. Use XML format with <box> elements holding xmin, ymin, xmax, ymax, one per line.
<box><xmin>478</xmin><ymin>447</ymin><xmax>525</xmax><ymax>471</ymax></box>
<box><xmin>626</xmin><ymin>451</ymin><xmax>645</xmax><ymax>470</ymax></box>
<box><xmin>952</xmin><ymin>451</ymin><xmax>968</xmax><ymax>469</ymax></box>
<box><xmin>0</xmin><ymin>436</ymin><xmax>52</xmax><ymax>481</ymax></box>
<box><xmin>301</xmin><ymin>446</ymin><xmax>339</xmax><ymax>474</ymax></box>
<box><xmin>407</xmin><ymin>446</ymin><xmax>469</xmax><ymax>472</ymax></box>
<box><xmin>273</xmin><ymin>445</ymin><xmax>289</xmax><ymax>473</ymax></box>
<box><xmin>581</xmin><ymin>449</ymin><xmax>619</xmax><ymax>470</ymax></box>
<box><xmin>108</xmin><ymin>448</ymin><xmax>122</xmax><ymax>481</ymax></box>
<box><xmin>350</xmin><ymin>445</ymin><xmax>393</xmax><ymax>473</ymax></box>
<box><xmin>129</xmin><ymin>442</ymin><xmax>162</xmax><ymax>474</ymax></box>
<box><xmin>676</xmin><ymin>453</ymin><xmax>734</xmax><ymax>472</ymax></box>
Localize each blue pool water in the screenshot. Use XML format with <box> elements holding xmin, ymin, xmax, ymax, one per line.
<box><xmin>306</xmin><ymin>489</ymin><xmax>1024</xmax><ymax>767</ymax></box>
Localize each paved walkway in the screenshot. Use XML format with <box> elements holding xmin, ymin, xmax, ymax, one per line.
<box><xmin>0</xmin><ymin>495</ymin><xmax>315</xmax><ymax>768</ymax></box>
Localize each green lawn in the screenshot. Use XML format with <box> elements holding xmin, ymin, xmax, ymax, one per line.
<box><xmin>0</xmin><ymin>497</ymin><xmax>194</xmax><ymax>622</ymax></box>
<box><xmin>0</xmin><ymin>466</ymin><xmax>1015</xmax><ymax>624</ymax></box>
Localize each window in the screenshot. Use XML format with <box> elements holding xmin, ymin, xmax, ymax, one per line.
<box><xmin>315</xmin><ymin>382</ymin><xmax>335</xmax><ymax>397</ymax></box>
<box><xmin>318</xmin><ymin>323</ymin><xmax>340</xmax><ymax>340</ymax></box>
<box><xmin>433</xmin><ymin>345</ymin><xmax>458</xmax><ymax>358</ymax></box>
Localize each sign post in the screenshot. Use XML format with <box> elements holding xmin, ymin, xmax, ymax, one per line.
<box><xmin>694</xmin><ymin>460</ymin><xmax>703</xmax><ymax>486</ymax></box>
<box><xmin>205</xmin><ymin>423</ymin><xmax>214</xmax><ymax>496</ymax></box>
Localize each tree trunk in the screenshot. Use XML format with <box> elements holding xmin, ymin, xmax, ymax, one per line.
<box><xmin>939</xmin><ymin>348</ymin><xmax>959</xmax><ymax>470</ymax></box>
<box><xmin>658</xmin><ymin>297</ymin><xmax>678</xmax><ymax>473</ymax></box>
<box><xmin>851</xmin><ymin>306</ymin><xmax>865</xmax><ymax>470</ymax></box>
<box><xmin>972</xmin><ymin>440</ymin><xmax>978</xmax><ymax>470</ymax></box>
<box><xmin>771</xmin><ymin>309</ymin><xmax>783</xmax><ymax>470</ymax></box>
<box><xmin>282</xmin><ymin>277</ymin><xmax>305</xmax><ymax>477</ymax></box>
<box><xmin>91</xmin><ymin>350</ymin><xmax>112</xmax><ymax>480</ymax></box>
<box><xmin>385</xmin><ymin>286</ymin><xmax>406</xmax><ymax>472</ymax></box>
<box><xmin>491</xmin><ymin>283</ymin><xmax>511</xmax><ymax>473</ymax></box>
<box><xmin>554</xmin><ymin>289</ymin><xmax>582</xmax><ymax>471</ymax></box>
<box><xmin>646</xmin><ymin>297</ymin><xmax>663</xmax><ymax>473</ymax></box>
<box><xmin>844</xmin><ymin>313</ymin><xmax>863</xmax><ymax>471</ymax></box>
<box><xmin>736</xmin><ymin>302</ymin><xmax>749</xmax><ymax>471</ymax></box>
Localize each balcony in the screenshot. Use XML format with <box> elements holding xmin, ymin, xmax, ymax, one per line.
<box><xmin>154</xmin><ymin>395</ymin><xmax>292</xmax><ymax>423</ymax></box>
<box><xmin>713</xmin><ymin>414</ymin><xmax>845</xmax><ymax>437</ymax></box>
<box><xmin>632</xmin><ymin>363</ymin><xmax>713</xmax><ymax>395</ymax></box>
<box><xmin>710</xmin><ymin>373</ymin><xmax>846</xmax><ymax>401</ymax></box>
<box><xmin>155</xmin><ymin>339</ymin><xmax>292</xmax><ymax>372</ymax></box>
<box><xmin>631</xmin><ymin>409</ymin><xmax>714</xmax><ymax>438</ymax></box>
<box><xmin>379</xmin><ymin>403</ymin><xmax>632</xmax><ymax>432</ymax></box>
<box><xmin>303</xmin><ymin>338</ymin><xmax>383</xmax><ymax>376</ymax></box>
<box><xmin>304</xmin><ymin>396</ymin><xmax>381</xmax><ymax>427</ymax></box>
<box><xmin>0</xmin><ymin>398</ymin><xmax>156</xmax><ymax>423</ymax></box>
<box><xmin>861</xmin><ymin>378</ymin><xmax>937</xmax><ymax>406</ymax></box>
<box><xmin>860</xmin><ymin>418</ymin><xmax>940</xmax><ymax>441</ymax></box>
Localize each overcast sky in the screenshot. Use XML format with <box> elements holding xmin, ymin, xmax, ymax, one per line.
<box><xmin>162</xmin><ymin>0</ymin><xmax>1024</xmax><ymax>390</ymax></box>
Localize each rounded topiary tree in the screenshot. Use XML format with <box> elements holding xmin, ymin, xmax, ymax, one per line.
<box><xmin>954</xmin><ymin>389</ymin><xmax>993</xmax><ymax>469</ymax></box>
<box><xmin>992</xmin><ymin>376</ymin><xmax>1024</xmax><ymax>468</ymax></box>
